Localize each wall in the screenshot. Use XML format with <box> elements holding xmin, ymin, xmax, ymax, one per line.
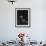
<box><xmin>0</xmin><ymin>0</ymin><xmax>46</xmax><ymax>42</ymax></box>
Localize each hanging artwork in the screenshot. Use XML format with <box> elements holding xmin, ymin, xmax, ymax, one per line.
<box><xmin>15</xmin><ymin>8</ymin><xmax>31</xmax><ymax>27</ymax></box>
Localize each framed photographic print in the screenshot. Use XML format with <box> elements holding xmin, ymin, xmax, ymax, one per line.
<box><xmin>15</xmin><ymin>8</ymin><xmax>31</xmax><ymax>27</ymax></box>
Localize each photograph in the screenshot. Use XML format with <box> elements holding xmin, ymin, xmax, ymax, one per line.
<box><xmin>15</xmin><ymin>8</ymin><xmax>31</xmax><ymax>27</ymax></box>
<box><xmin>0</xmin><ymin>0</ymin><xmax>46</xmax><ymax>46</ymax></box>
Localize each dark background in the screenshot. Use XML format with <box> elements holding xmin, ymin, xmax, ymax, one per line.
<box><xmin>17</xmin><ymin>10</ymin><xmax>28</xmax><ymax>25</ymax></box>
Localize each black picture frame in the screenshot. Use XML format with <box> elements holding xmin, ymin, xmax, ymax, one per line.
<box><xmin>15</xmin><ymin>8</ymin><xmax>31</xmax><ymax>28</ymax></box>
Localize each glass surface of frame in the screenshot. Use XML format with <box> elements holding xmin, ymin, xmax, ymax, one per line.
<box><xmin>15</xmin><ymin>8</ymin><xmax>31</xmax><ymax>28</ymax></box>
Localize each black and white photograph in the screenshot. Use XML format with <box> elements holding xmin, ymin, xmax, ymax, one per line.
<box><xmin>15</xmin><ymin>8</ymin><xmax>31</xmax><ymax>27</ymax></box>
